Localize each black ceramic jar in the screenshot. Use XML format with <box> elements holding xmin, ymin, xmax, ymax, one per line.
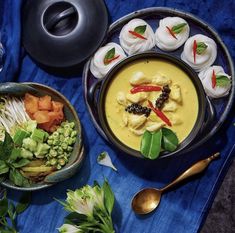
<box><xmin>89</xmin><ymin>52</ymin><xmax>215</xmax><ymax>159</ymax></box>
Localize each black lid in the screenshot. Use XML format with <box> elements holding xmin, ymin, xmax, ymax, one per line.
<box><xmin>22</xmin><ymin>0</ymin><xmax>109</xmax><ymax>70</ymax></box>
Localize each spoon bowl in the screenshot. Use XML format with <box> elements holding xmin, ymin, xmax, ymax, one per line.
<box><xmin>132</xmin><ymin>188</ymin><xmax>162</xmax><ymax>215</ymax></box>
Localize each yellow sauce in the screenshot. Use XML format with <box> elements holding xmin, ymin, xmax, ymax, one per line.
<box><xmin>105</xmin><ymin>59</ymin><xmax>199</xmax><ymax>151</ymax></box>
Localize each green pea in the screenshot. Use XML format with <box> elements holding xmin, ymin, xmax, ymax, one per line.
<box><xmin>47</xmin><ymin>139</ymin><xmax>53</xmax><ymax>145</ymax></box>
<box><xmin>67</xmin><ymin>146</ymin><xmax>73</xmax><ymax>152</ymax></box>
<box><xmin>52</xmin><ymin>132</ymin><xmax>59</xmax><ymax>138</ymax></box>
<box><xmin>58</xmin><ymin>159</ymin><xmax>66</xmax><ymax>166</ymax></box>
<box><xmin>61</xmin><ymin>143</ymin><xmax>68</xmax><ymax>150</ymax></box>
<box><xmin>71</xmin><ymin>130</ymin><xmax>77</xmax><ymax>138</ymax></box>
<box><xmin>69</xmin><ymin>122</ymin><xmax>75</xmax><ymax>129</ymax></box>
<box><xmin>50</xmin><ymin>158</ymin><xmax>57</xmax><ymax>166</ymax></box>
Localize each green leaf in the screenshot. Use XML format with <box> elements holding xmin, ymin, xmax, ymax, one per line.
<box><xmin>171</xmin><ymin>23</ymin><xmax>187</xmax><ymax>34</ymax></box>
<box><xmin>9</xmin><ymin>148</ymin><xmax>21</xmax><ymax>162</ymax></box>
<box><xmin>16</xmin><ymin>192</ymin><xmax>31</xmax><ymax>214</ymax></box>
<box><xmin>0</xmin><ymin>176</ymin><xmax>6</xmax><ymax>183</ymax></box>
<box><xmin>162</xmin><ymin>128</ymin><xmax>179</xmax><ymax>152</ymax></box>
<box><xmin>104</xmin><ymin>48</ymin><xmax>115</xmax><ymax>61</ymax></box>
<box><xmin>216</xmin><ymin>75</ymin><xmax>231</xmax><ymax>87</ymax></box>
<box><xmin>8</xmin><ymin>202</ymin><xmax>15</xmax><ymax>220</ymax></box>
<box><xmin>140</xmin><ymin>130</ymin><xmax>162</xmax><ymax>160</ymax></box>
<box><xmin>196</xmin><ymin>42</ymin><xmax>208</xmax><ymax>55</ymax></box>
<box><xmin>93</xmin><ymin>180</ymin><xmax>100</xmax><ymax>188</ymax></box>
<box><xmin>102</xmin><ymin>179</ymin><xmax>115</xmax><ymax>215</ymax></box>
<box><xmin>134</xmin><ymin>25</ymin><xmax>147</xmax><ymax>35</ymax></box>
<box><xmin>9</xmin><ymin>169</ymin><xmax>30</xmax><ymax>187</ymax></box>
<box><xmin>13</xmin><ymin>129</ymin><xmax>30</xmax><ymax>146</ymax></box>
<box><xmin>12</xmin><ymin>159</ymin><xmax>30</xmax><ymax>168</ymax></box>
<box><xmin>0</xmin><ymin>195</ymin><xmax>8</xmax><ymax>217</ymax></box>
<box><xmin>65</xmin><ymin>212</ymin><xmax>87</xmax><ymax>225</ymax></box>
<box><xmin>0</xmin><ymin>132</ymin><xmax>14</xmax><ymax>161</ymax></box>
<box><xmin>0</xmin><ymin>160</ymin><xmax>9</xmax><ymax>175</ymax></box>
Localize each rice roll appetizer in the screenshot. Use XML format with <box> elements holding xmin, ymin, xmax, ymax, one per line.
<box><xmin>198</xmin><ymin>65</ymin><xmax>231</xmax><ymax>98</ymax></box>
<box><xmin>155</xmin><ymin>17</ymin><xmax>190</xmax><ymax>51</ymax></box>
<box><xmin>119</xmin><ymin>18</ymin><xmax>155</xmax><ymax>55</ymax></box>
<box><xmin>181</xmin><ymin>34</ymin><xmax>217</xmax><ymax>72</ymax></box>
<box><xmin>90</xmin><ymin>42</ymin><xmax>126</xmax><ymax>79</ymax></box>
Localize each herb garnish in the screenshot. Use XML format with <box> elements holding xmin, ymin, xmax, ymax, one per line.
<box><xmin>134</xmin><ymin>25</ymin><xmax>147</xmax><ymax>35</ymax></box>
<box><xmin>104</xmin><ymin>48</ymin><xmax>120</xmax><ymax>65</ymax></box>
<box><xmin>171</xmin><ymin>23</ymin><xmax>187</xmax><ymax>34</ymax></box>
<box><xmin>0</xmin><ymin>132</ymin><xmax>30</xmax><ymax>187</ymax></box>
<box><xmin>128</xmin><ymin>25</ymin><xmax>147</xmax><ymax>40</ymax></box>
<box><xmin>0</xmin><ymin>190</ymin><xmax>31</xmax><ymax>232</ymax></box>
<box><xmin>140</xmin><ymin>128</ymin><xmax>179</xmax><ymax>159</ymax></box>
<box><xmin>196</xmin><ymin>42</ymin><xmax>208</xmax><ymax>54</ymax></box>
<box><xmin>215</xmin><ymin>75</ymin><xmax>231</xmax><ymax>87</ymax></box>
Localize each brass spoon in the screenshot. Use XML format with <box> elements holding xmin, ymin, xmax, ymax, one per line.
<box><xmin>131</xmin><ymin>152</ymin><xmax>220</xmax><ymax>215</ymax></box>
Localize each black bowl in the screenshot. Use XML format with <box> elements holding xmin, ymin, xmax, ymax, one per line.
<box><xmin>90</xmin><ymin>52</ymin><xmax>212</xmax><ymax>159</ymax></box>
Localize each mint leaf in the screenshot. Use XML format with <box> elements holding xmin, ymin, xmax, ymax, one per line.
<box><xmin>134</xmin><ymin>25</ymin><xmax>147</xmax><ymax>35</ymax></box>
<box><xmin>196</xmin><ymin>42</ymin><xmax>208</xmax><ymax>54</ymax></box>
<box><xmin>171</xmin><ymin>23</ymin><xmax>187</xmax><ymax>34</ymax></box>
<box><xmin>216</xmin><ymin>75</ymin><xmax>231</xmax><ymax>87</ymax></box>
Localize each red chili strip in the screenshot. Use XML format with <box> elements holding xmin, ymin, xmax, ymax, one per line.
<box><xmin>130</xmin><ymin>85</ymin><xmax>162</xmax><ymax>94</ymax></box>
<box><xmin>104</xmin><ymin>55</ymin><xmax>120</xmax><ymax>65</ymax></box>
<box><xmin>166</xmin><ymin>26</ymin><xmax>177</xmax><ymax>40</ymax></box>
<box><xmin>128</xmin><ymin>30</ymin><xmax>147</xmax><ymax>40</ymax></box>
<box><xmin>211</xmin><ymin>69</ymin><xmax>216</xmax><ymax>89</ymax></box>
<box><xmin>148</xmin><ymin>100</ymin><xmax>172</xmax><ymax>127</ymax></box>
<box><xmin>193</xmin><ymin>39</ymin><xmax>197</xmax><ymax>64</ymax></box>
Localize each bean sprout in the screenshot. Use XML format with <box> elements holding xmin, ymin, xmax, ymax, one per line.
<box><xmin>0</xmin><ymin>96</ymin><xmax>30</xmax><ymax>134</ymax></box>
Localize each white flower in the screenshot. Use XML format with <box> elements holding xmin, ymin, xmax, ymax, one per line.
<box><xmin>65</xmin><ymin>186</ymin><xmax>95</xmax><ymax>217</ymax></box>
<box><xmin>97</xmin><ymin>152</ymin><xmax>117</xmax><ymax>171</ymax></box>
<box><xmin>58</xmin><ymin>224</ymin><xmax>82</xmax><ymax>233</ymax></box>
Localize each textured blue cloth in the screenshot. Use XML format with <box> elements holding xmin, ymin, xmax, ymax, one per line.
<box><xmin>0</xmin><ymin>1</ymin><xmax>235</xmax><ymax>233</ymax></box>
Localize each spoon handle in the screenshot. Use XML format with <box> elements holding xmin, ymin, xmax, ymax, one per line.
<box><xmin>160</xmin><ymin>152</ymin><xmax>220</xmax><ymax>193</ymax></box>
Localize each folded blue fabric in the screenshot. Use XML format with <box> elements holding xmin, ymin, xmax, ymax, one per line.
<box><xmin>0</xmin><ymin>1</ymin><xmax>234</xmax><ymax>233</ymax></box>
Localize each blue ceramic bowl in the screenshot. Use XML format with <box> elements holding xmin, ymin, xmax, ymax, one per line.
<box><xmin>0</xmin><ymin>82</ymin><xmax>84</xmax><ymax>191</ymax></box>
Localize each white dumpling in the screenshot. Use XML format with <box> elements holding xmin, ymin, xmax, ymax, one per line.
<box><xmin>126</xmin><ymin>92</ymin><xmax>148</xmax><ymax>103</ymax></box>
<box><xmin>128</xmin><ymin>114</ymin><xmax>147</xmax><ymax>129</ymax></box>
<box><xmin>162</xmin><ymin>101</ymin><xmax>177</xmax><ymax>112</ymax></box>
<box><xmin>152</xmin><ymin>73</ymin><xmax>171</xmax><ymax>85</ymax></box>
<box><xmin>170</xmin><ymin>84</ymin><xmax>182</xmax><ymax>103</ymax></box>
<box><xmin>129</xmin><ymin>71</ymin><xmax>151</xmax><ymax>85</ymax></box>
<box><xmin>119</xmin><ymin>18</ymin><xmax>155</xmax><ymax>55</ymax></box>
<box><xmin>116</xmin><ymin>91</ymin><xmax>127</xmax><ymax>106</ymax></box>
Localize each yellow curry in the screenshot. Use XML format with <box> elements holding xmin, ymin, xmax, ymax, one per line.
<box><xmin>105</xmin><ymin>59</ymin><xmax>198</xmax><ymax>150</ymax></box>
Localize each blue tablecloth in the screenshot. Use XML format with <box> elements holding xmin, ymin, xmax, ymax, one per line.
<box><xmin>0</xmin><ymin>1</ymin><xmax>235</xmax><ymax>233</ymax></box>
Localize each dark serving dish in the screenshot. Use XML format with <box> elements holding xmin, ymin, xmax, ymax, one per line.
<box><xmin>83</xmin><ymin>7</ymin><xmax>234</xmax><ymax>157</ymax></box>
<box><xmin>89</xmin><ymin>52</ymin><xmax>214</xmax><ymax>158</ymax></box>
